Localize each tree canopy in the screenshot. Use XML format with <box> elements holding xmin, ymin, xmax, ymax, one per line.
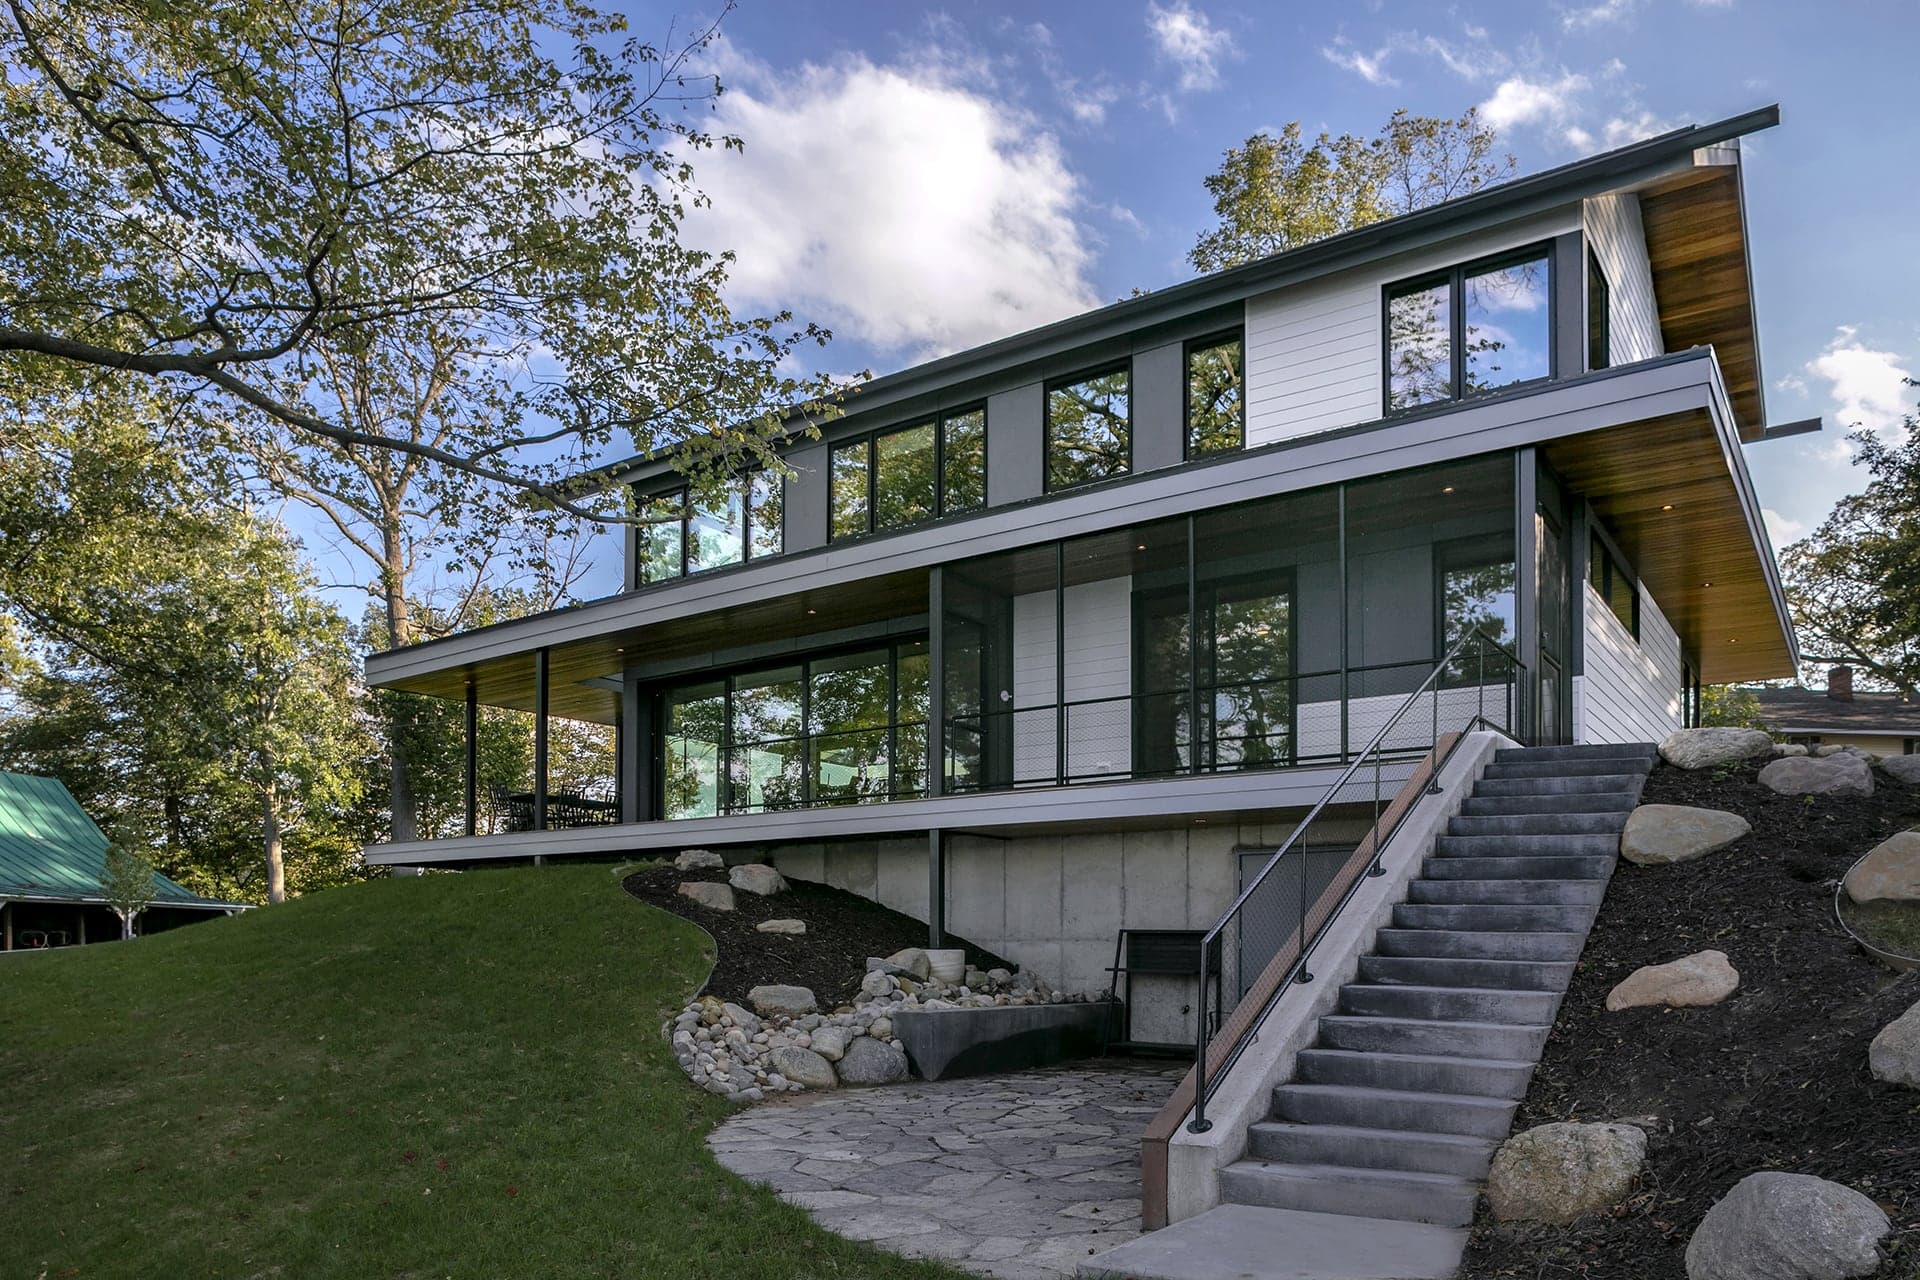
<box><xmin>1190</xmin><ymin>109</ymin><xmax>1514</xmax><ymax>273</ymax></box>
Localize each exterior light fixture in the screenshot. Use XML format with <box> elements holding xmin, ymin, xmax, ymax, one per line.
<box><xmin>1136</xmin><ymin>544</ymin><xmax>1147</xmax><ymax>551</ymax></box>
<box><xmin>1442</xmin><ymin>485</ymin><xmax>1455</xmax><ymax>494</ymax></box>
<box><xmin>1662</xmin><ymin>504</ymin><xmax>1675</xmax><ymax>511</ymax></box>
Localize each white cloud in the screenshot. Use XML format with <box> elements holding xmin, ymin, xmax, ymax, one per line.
<box><xmin>1321</xmin><ymin>41</ymin><xmax>1397</xmax><ymax>87</ymax></box>
<box><xmin>1806</xmin><ymin>326</ymin><xmax>1914</xmax><ymax>441</ymax></box>
<box><xmin>1106</xmin><ymin>203</ymin><xmax>1147</xmax><ymax>236</ymax></box>
<box><xmin>1318</xmin><ymin>28</ymin><xmax>1509</xmax><ymax>88</ymax></box>
<box><xmin>1562</xmin><ymin>0</ymin><xmax>1640</xmax><ymax>30</ymax></box>
<box><xmin>1478</xmin><ymin>72</ymin><xmax>1591</xmax><ymax>133</ymax></box>
<box><xmin>1147</xmin><ymin>2</ymin><xmax>1236</xmax><ymax>93</ymax></box>
<box><xmin>680</xmin><ymin>46</ymin><xmax>1101</xmax><ymax>362</ymax></box>
<box><xmin>1566</xmin><ymin>110</ymin><xmax>1678</xmax><ymax>152</ymax></box>
<box><xmin>1763</xmin><ymin>508</ymin><xmax>1807</xmax><ymax>547</ymax></box>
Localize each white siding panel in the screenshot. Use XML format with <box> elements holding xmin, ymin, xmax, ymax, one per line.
<box><xmin>1577</xmin><ymin>581</ymin><xmax>1683</xmax><ymax>744</ymax></box>
<box><xmin>1584</xmin><ymin>194</ymin><xmax>1663</xmax><ymax>366</ymax></box>
<box><xmin>1245</xmin><ymin>211</ymin><xmax>1582</xmax><ymax>447</ymax></box>
<box><xmin>1011</xmin><ymin>576</ymin><xmax>1133</xmax><ymax>781</ymax></box>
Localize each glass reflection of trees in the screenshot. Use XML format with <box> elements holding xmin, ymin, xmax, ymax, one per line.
<box><xmin>1047</xmin><ymin>368</ymin><xmax>1131</xmax><ymax>490</ymax></box>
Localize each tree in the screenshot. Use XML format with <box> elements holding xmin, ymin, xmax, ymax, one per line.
<box><xmin>0</xmin><ymin>0</ymin><xmax>836</xmax><ymax>519</ymax></box>
<box><xmin>99</xmin><ymin>843</ymin><xmax>156</xmax><ymax>941</ymax></box>
<box><xmin>1701</xmin><ymin>685</ymin><xmax>1769</xmax><ymax>730</ymax></box>
<box><xmin>1781</xmin><ymin>384</ymin><xmax>1920</xmax><ymax>697</ymax></box>
<box><xmin>1190</xmin><ymin>109</ymin><xmax>1514</xmax><ymax>273</ymax></box>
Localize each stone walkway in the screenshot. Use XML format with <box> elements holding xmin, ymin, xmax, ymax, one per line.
<box><xmin>707</xmin><ymin>1060</ymin><xmax>1185</xmax><ymax>1279</ymax></box>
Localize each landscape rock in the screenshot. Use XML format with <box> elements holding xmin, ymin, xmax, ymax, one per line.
<box><xmin>767</xmin><ymin>1045</ymin><xmax>837</xmax><ymax>1090</ymax></box>
<box><xmin>1684</xmin><ymin>1171</ymin><xmax>1889</xmax><ymax>1280</ymax></box>
<box><xmin>925</xmin><ymin>948</ymin><xmax>967</xmax><ymax>983</ymax></box>
<box><xmin>859</xmin><ymin>969</ymin><xmax>895</xmax><ymax>1001</ymax></box>
<box><xmin>1621</xmin><ymin>804</ymin><xmax>1751</xmax><ymax>866</ymax></box>
<box><xmin>755</xmin><ymin>918</ymin><xmax>807</xmax><ymax>934</ymax></box>
<box><xmin>836</xmin><ymin>1034</ymin><xmax>909</xmax><ymax>1085</ymax></box>
<box><xmin>720</xmin><ymin>1002</ymin><xmax>761</xmax><ymax>1035</ymax></box>
<box><xmin>727</xmin><ymin>863</ymin><xmax>789</xmax><ymax>896</ymax></box>
<box><xmin>868</xmin><ymin>1016</ymin><xmax>892</xmax><ymax>1040</ymax></box>
<box><xmin>1844</xmin><ymin>831</ymin><xmax>1920</xmax><ymax>904</ymax></box>
<box><xmin>1774</xmin><ymin>743</ymin><xmax>1809</xmax><ymax>757</ymax></box>
<box><xmin>1486</xmin><ymin>1121</ymin><xmax>1648</xmax><ymax>1223</ymax></box>
<box><xmin>745</xmin><ymin>984</ymin><xmax>817</xmax><ymax>1018</ymax></box>
<box><xmin>1759</xmin><ymin>753</ymin><xmax>1874</xmax><ymax>797</ymax></box>
<box><xmin>808</xmin><ymin>1025</ymin><xmax>852</xmax><ymax>1061</ymax></box>
<box><xmin>1868</xmin><ymin>999</ymin><xmax>1920</xmax><ymax>1087</ymax></box>
<box><xmin>883</xmin><ymin>947</ymin><xmax>933</xmax><ymax>981</ymax></box>
<box><xmin>674</xmin><ymin>849</ymin><xmax>724</xmax><ymax>871</ymax></box>
<box><xmin>1606</xmin><ymin>949</ymin><xmax>1739</xmax><ymax>1011</ymax></box>
<box><xmin>1660</xmin><ymin>727</ymin><xmax>1774</xmax><ymax>770</ymax></box>
<box><xmin>1879</xmin><ymin>754</ymin><xmax>1920</xmax><ymax>785</ymax></box>
<box><xmin>677</xmin><ymin>881</ymin><xmax>736</xmax><ymax>911</ymax></box>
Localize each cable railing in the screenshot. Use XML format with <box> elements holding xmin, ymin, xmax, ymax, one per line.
<box><xmin>1186</xmin><ymin>626</ymin><xmax>1525</xmax><ymax>1134</ymax></box>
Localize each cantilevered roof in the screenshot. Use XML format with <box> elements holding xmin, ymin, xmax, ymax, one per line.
<box><xmin>0</xmin><ymin>771</ymin><xmax>241</xmax><ymax>910</ymax></box>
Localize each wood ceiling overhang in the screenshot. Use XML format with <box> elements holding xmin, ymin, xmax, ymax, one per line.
<box><xmin>1634</xmin><ymin>149</ymin><xmax>1768</xmax><ymax>441</ymax></box>
<box><xmin>1543</xmin><ymin>407</ymin><xmax>1795</xmax><ymax>684</ymax></box>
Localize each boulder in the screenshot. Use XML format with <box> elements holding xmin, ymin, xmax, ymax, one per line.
<box><xmin>1758</xmin><ymin>753</ymin><xmax>1874</xmax><ymax>798</ymax></box>
<box><xmin>1606</xmin><ymin>950</ymin><xmax>1739</xmax><ymax>1011</ymax></box>
<box><xmin>1660</xmin><ymin>727</ymin><xmax>1774</xmax><ymax>770</ymax></box>
<box><xmin>1869</xmin><ymin>999</ymin><xmax>1920</xmax><ymax>1087</ymax></box>
<box><xmin>674</xmin><ymin>848</ymin><xmax>723</xmax><ymax>871</ymax></box>
<box><xmin>1845</xmin><ymin>831</ymin><xmax>1920</xmax><ymax>904</ymax></box>
<box><xmin>677</xmin><ymin>881</ymin><xmax>736</xmax><ymax>911</ymax></box>
<box><xmin>1486</xmin><ymin>1121</ymin><xmax>1648</xmax><ymax>1223</ymax></box>
<box><xmin>1685</xmin><ymin>1171</ymin><xmax>1889</xmax><ymax>1280</ymax></box>
<box><xmin>767</xmin><ymin>1045</ymin><xmax>837</xmax><ymax>1090</ymax></box>
<box><xmin>1774</xmin><ymin>743</ymin><xmax>1809</xmax><ymax>757</ymax></box>
<box><xmin>836</xmin><ymin>1034</ymin><xmax>909</xmax><ymax>1085</ymax></box>
<box><xmin>868</xmin><ymin>1015</ymin><xmax>893</xmax><ymax>1040</ymax></box>
<box><xmin>720</xmin><ymin>1002</ymin><xmax>761</xmax><ymax>1035</ymax></box>
<box><xmin>755</xmin><ymin>917</ymin><xmax>807</xmax><ymax>934</ymax></box>
<box><xmin>808</xmin><ymin>1025</ymin><xmax>851</xmax><ymax>1062</ymax></box>
<box><xmin>1621</xmin><ymin>804</ymin><xmax>1752</xmax><ymax>867</ymax></box>
<box><xmin>727</xmin><ymin>863</ymin><xmax>789</xmax><ymax>896</ymax></box>
<box><xmin>746</xmin><ymin>984</ymin><xmax>817</xmax><ymax>1018</ymax></box>
<box><xmin>1880</xmin><ymin>754</ymin><xmax>1920</xmax><ymax>784</ymax></box>
<box><xmin>883</xmin><ymin>947</ymin><xmax>933</xmax><ymax>981</ymax></box>
<box><xmin>859</xmin><ymin>969</ymin><xmax>895</xmax><ymax>1001</ymax></box>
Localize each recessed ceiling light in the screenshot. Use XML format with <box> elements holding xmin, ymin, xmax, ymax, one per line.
<box><xmin>1702</xmin><ymin>581</ymin><xmax>1712</xmax><ymax>588</ymax></box>
<box><xmin>1728</xmin><ymin>638</ymin><xmax>1739</xmax><ymax>644</ymax></box>
<box><xmin>1136</xmin><ymin>544</ymin><xmax>1147</xmax><ymax>551</ymax></box>
<box><xmin>1442</xmin><ymin>486</ymin><xmax>1455</xmax><ymax>494</ymax></box>
<box><xmin>1662</xmin><ymin>504</ymin><xmax>1675</xmax><ymax>511</ymax></box>
<box><xmin>806</xmin><ymin>608</ymin><xmax>817</xmax><ymax>615</ymax></box>
<box><xmin>1194</xmin><ymin>818</ymin><xmax>1207</xmax><ymax>824</ymax></box>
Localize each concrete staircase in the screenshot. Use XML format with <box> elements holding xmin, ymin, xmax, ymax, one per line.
<box><xmin>1212</xmin><ymin>741</ymin><xmax>1654</xmax><ymax>1231</ymax></box>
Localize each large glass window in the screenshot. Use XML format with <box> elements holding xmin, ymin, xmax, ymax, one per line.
<box><xmin>875</xmin><ymin>422</ymin><xmax>937</xmax><ymax>530</ymax></box>
<box><xmin>942</xmin><ymin>409</ymin><xmax>986</xmax><ymax>513</ymax></box>
<box><xmin>1386</xmin><ymin>247</ymin><xmax>1552</xmax><ymax>413</ymax></box>
<box><xmin>1589</xmin><ymin>530</ymin><xmax>1639</xmax><ymax>640</ymax></box>
<box><xmin>635</xmin><ymin>490</ymin><xmax>686</xmax><ymax>585</ymax></box>
<box><xmin>1587</xmin><ymin>248</ymin><xmax>1611</xmax><ymax>372</ymax></box>
<box><xmin>1046</xmin><ymin>366</ymin><xmax>1131</xmax><ymax>490</ymax></box>
<box><xmin>1187</xmin><ymin>334</ymin><xmax>1246</xmax><ymax>457</ymax></box>
<box><xmin>829</xmin><ymin>406</ymin><xmax>988</xmax><ymax>540</ymax></box>
<box><xmin>657</xmin><ymin>642</ymin><xmax>928</xmax><ymax>818</ymax></box>
<box><xmin>687</xmin><ymin>484</ymin><xmax>744</xmax><ymax>573</ymax></box>
<box><xmin>632</xmin><ymin>473</ymin><xmax>780</xmax><ymax>584</ymax></box>
<box><xmin>749</xmin><ymin>472</ymin><xmax>783</xmax><ymax>560</ymax></box>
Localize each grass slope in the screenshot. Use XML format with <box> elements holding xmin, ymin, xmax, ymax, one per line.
<box><xmin>0</xmin><ymin>866</ymin><xmax>964</xmax><ymax>1279</ymax></box>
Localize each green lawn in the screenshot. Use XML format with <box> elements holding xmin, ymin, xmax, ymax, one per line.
<box><xmin>0</xmin><ymin>866</ymin><xmax>964</xmax><ymax>1279</ymax></box>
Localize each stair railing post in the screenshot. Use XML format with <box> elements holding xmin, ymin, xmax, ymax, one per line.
<box><xmin>1295</xmin><ymin>837</ymin><xmax>1313</xmax><ymax>984</ymax></box>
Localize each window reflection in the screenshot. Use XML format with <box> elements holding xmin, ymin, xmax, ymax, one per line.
<box><xmin>1464</xmin><ymin>254</ymin><xmax>1550</xmax><ymax>393</ymax></box>
<box><xmin>1387</xmin><ymin>280</ymin><xmax>1453</xmax><ymax>411</ymax></box>
<box><xmin>1187</xmin><ymin>336</ymin><xmax>1245</xmax><ymax>456</ymax></box>
<box><xmin>875</xmin><ymin>422</ymin><xmax>937</xmax><ymax>530</ymax></box>
<box><xmin>1047</xmin><ymin>367</ymin><xmax>1131</xmax><ymax>490</ymax></box>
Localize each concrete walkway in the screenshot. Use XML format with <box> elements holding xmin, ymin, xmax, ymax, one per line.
<box><xmin>707</xmin><ymin>1060</ymin><xmax>1185</xmax><ymax>1279</ymax></box>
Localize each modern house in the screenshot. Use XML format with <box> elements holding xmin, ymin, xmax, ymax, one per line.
<box><xmin>363</xmin><ymin>108</ymin><xmax>1802</xmax><ymax>1047</ymax></box>
<box><xmin>1752</xmin><ymin>665</ymin><xmax>1920</xmax><ymax>756</ymax></box>
<box><xmin>0</xmin><ymin>771</ymin><xmax>244</xmax><ymax>948</ymax></box>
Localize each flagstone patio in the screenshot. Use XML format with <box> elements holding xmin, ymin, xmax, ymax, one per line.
<box><xmin>706</xmin><ymin>1060</ymin><xmax>1185</xmax><ymax>1279</ymax></box>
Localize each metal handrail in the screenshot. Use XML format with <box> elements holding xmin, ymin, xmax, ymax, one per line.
<box><xmin>1187</xmin><ymin>627</ymin><xmax>1524</xmax><ymax>1133</ymax></box>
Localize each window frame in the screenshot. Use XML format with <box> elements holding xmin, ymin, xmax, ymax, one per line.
<box><xmin>1586</xmin><ymin>247</ymin><xmax>1612</xmax><ymax>372</ymax></box>
<box><xmin>824</xmin><ymin>403</ymin><xmax>990</xmax><ymax>543</ymax></box>
<box><xmin>1183</xmin><ymin>329</ymin><xmax>1247</xmax><ymax>460</ymax></box>
<box><xmin>1382</xmin><ymin>242</ymin><xmax>1556</xmax><ymax>416</ymax></box>
<box><xmin>1587</xmin><ymin>527</ymin><xmax>1641</xmax><ymax>642</ymax></box>
<box><xmin>1044</xmin><ymin>360</ymin><xmax>1135</xmax><ymax>494</ymax></box>
<box><xmin>1433</xmin><ymin>533</ymin><xmax>1520</xmax><ymax>663</ymax></box>
<box><xmin>630</xmin><ymin>471</ymin><xmax>784</xmax><ymax>586</ymax></box>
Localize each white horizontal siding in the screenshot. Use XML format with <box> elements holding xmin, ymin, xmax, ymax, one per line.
<box><xmin>1011</xmin><ymin>576</ymin><xmax>1133</xmax><ymax>780</ymax></box>
<box><xmin>1244</xmin><ymin>211</ymin><xmax>1582</xmax><ymax>447</ymax></box>
<box><xmin>1576</xmin><ymin>581</ymin><xmax>1682</xmax><ymax>745</ymax></box>
<box><xmin>1584</xmin><ymin>194</ymin><xmax>1663</xmax><ymax>366</ymax></box>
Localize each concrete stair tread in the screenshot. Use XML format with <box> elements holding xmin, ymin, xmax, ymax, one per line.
<box><xmin>1278</xmin><ymin>1082</ymin><xmax>1518</xmax><ymax>1112</ymax></box>
<box><xmin>1321</xmin><ymin>1013</ymin><xmax>1550</xmax><ymax>1035</ymax></box>
<box><xmin>1339</xmin><ymin>981</ymin><xmax>1561</xmax><ymax>1004</ymax></box>
<box><xmin>1229</xmin><ymin>1159</ymin><xmax>1476</xmax><ymax>1191</ymax></box>
<box><xmin>1247</xmin><ymin>1120</ymin><xmax>1495</xmax><ymax>1154</ymax></box>
<box><xmin>1300</xmin><ymin>1047</ymin><xmax>1536</xmax><ymax>1072</ymax></box>
<box><xmin>1077</xmin><ymin>1204</ymin><xmax>1467</xmax><ymax>1280</ymax></box>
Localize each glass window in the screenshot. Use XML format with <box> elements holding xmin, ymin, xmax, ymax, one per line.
<box><xmin>1386</xmin><ymin>279</ymin><xmax>1453</xmax><ymax>411</ymax></box>
<box><xmin>875</xmin><ymin>422</ymin><xmax>937</xmax><ymax>530</ymax></box>
<box><xmin>808</xmin><ymin>648</ymin><xmax>892</xmax><ymax>805</ymax></box>
<box><xmin>942</xmin><ymin>408</ymin><xmax>986</xmax><ymax>513</ymax></box>
<box><xmin>635</xmin><ymin>488</ymin><xmax>685</xmax><ymax>584</ymax></box>
<box><xmin>729</xmin><ymin>665</ymin><xmax>804</xmax><ymax>813</ymax></box>
<box><xmin>1587</xmin><ymin>249</ymin><xmax>1611</xmax><ymax>372</ymax></box>
<box><xmin>1440</xmin><ymin>537</ymin><xmax>1518</xmax><ymax>665</ymax></box>
<box><xmin>1464</xmin><ymin>252</ymin><xmax>1551</xmax><ymax>394</ymax></box>
<box><xmin>1187</xmin><ymin>335</ymin><xmax>1245</xmax><ymax>456</ymax></box>
<box><xmin>1047</xmin><ymin>367</ymin><xmax>1131</xmax><ymax>490</ymax></box>
<box><xmin>894</xmin><ymin>642</ymin><xmax>931</xmax><ymax>798</ymax></box>
<box><xmin>748</xmin><ymin>472</ymin><xmax>782</xmax><ymax>560</ymax></box>
<box><xmin>662</xmin><ymin>682</ymin><xmax>725</xmax><ymax>820</ymax></box>
<box><xmin>830</xmin><ymin>440</ymin><xmax>870</xmax><ymax>541</ymax></box>
<box><xmin>687</xmin><ymin>484</ymin><xmax>744</xmax><ymax>573</ymax></box>
<box><xmin>1589</xmin><ymin>532</ymin><xmax>1639</xmax><ymax>639</ymax></box>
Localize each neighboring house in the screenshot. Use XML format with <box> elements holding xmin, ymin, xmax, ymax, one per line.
<box><xmin>362</xmin><ymin>108</ymin><xmax>1802</xmax><ymax>1037</ymax></box>
<box><xmin>0</xmin><ymin>771</ymin><xmax>244</xmax><ymax>949</ymax></box>
<box><xmin>1753</xmin><ymin>666</ymin><xmax>1920</xmax><ymax>756</ymax></box>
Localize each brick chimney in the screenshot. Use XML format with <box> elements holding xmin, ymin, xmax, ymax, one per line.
<box><xmin>1827</xmin><ymin>665</ymin><xmax>1854</xmax><ymax>702</ymax></box>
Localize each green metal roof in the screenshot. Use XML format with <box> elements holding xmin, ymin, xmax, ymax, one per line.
<box><xmin>0</xmin><ymin>771</ymin><xmax>239</xmax><ymax>910</ymax></box>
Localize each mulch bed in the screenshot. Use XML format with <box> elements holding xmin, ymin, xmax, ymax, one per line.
<box><xmin>1461</xmin><ymin>752</ymin><xmax>1920</xmax><ymax>1280</ymax></box>
<box><xmin>621</xmin><ymin>862</ymin><xmax>1014</xmax><ymax>1008</ymax></box>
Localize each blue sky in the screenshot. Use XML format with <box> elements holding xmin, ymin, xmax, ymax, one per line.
<box><xmin>645</xmin><ymin>0</ymin><xmax>1920</xmax><ymax>555</ymax></box>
